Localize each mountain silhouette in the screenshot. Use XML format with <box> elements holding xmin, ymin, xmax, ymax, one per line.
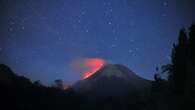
<box><xmin>73</xmin><ymin>64</ymin><xmax>152</xmax><ymax>100</ymax></box>
<box><xmin>0</xmin><ymin>64</ymin><xmax>81</xmax><ymax>110</ymax></box>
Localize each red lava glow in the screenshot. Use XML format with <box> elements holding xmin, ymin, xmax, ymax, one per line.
<box><xmin>82</xmin><ymin>58</ymin><xmax>106</xmax><ymax>79</ymax></box>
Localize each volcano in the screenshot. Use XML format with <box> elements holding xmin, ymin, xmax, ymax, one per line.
<box><xmin>73</xmin><ymin>64</ymin><xmax>152</xmax><ymax>100</ymax></box>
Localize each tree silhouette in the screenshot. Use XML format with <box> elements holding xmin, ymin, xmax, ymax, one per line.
<box><xmin>187</xmin><ymin>24</ymin><xmax>195</xmax><ymax>95</ymax></box>
<box><xmin>33</xmin><ymin>80</ymin><xmax>42</xmax><ymax>86</ymax></box>
<box><xmin>161</xmin><ymin>28</ymin><xmax>189</xmax><ymax>94</ymax></box>
<box><xmin>189</xmin><ymin>24</ymin><xmax>195</xmax><ymax>64</ymax></box>
<box><xmin>170</xmin><ymin>29</ymin><xmax>189</xmax><ymax>93</ymax></box>
<box><xmin>161</xmin><ymin>25</ymin><xmax>195</xmax><ymax>95</ymax></box>
<box><xmin>54</xmin><ymin>79</ymin><xmax>64</xmax><ymax>89</ymax></box>
<box><xmin>154</xmin><ymin>67</ymin><xmax>163</xmax><ymax>82</ymax></box>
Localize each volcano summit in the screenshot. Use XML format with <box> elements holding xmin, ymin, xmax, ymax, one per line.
<box><xmin>73</xmin><ymin>64</ymin><xmax>152</xmax><ymax>100</ymax></box>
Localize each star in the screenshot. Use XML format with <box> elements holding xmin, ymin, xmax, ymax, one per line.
<box><xmin>112</xmin><ymin>29</ymin><xmax>116</xmax><ymax>34</ymax></box>
<box><xmin>110</xmin><ymin>44</ymin><xmax>117</xmax><ymax>48</ymax></box>
<box><xmin>108</xmin><ymin>21</ymin><xmax>112</xmax><ymax>25</ymax></box>
<box><xmin>95</xmin><ymin>50</ymin><xmax>101</xmax><ymax>54</ymax></box>
<box><xmin>128</xmin><ymin>49</ymin><xmax>133</xmax><ymax>54</ymax></box>
<box><xmin>78</xmin><ymin>19</ymin><xmax>81</xmax><ymax>23</ymax></box>
<box><xmin>114</xmin><ymin>36</ymin><xmax>118</xmax><ymax>41</ymax></box>
<box><xmin>31</xmin><ymin>50</ymin><xmax>37</xmax><ymax>54</ymax></box>
<box><xmin>109</xmin><ymin>8</ymin><xmax>113</xmax><ymax>12</ymax></box>
<box><xmin>135</xmin><ymin>47</ymin><xmax>139</xmax><ymax>51</ymax></box>
<box><xmin>8</xmin><ymin>27</ymin><xmax>13</xmax><ymax>32</ymax></box>
<box><xmin>58</xmin><ymin>37</ymin><xmax>62</xmax><ymax>41</ymax></box>
<box><xmin>130</xmin><ymin>21</ymin><xmax>135</xmax><ymax>27</ymax></box>
<box><xmin>163</xmin><ymin>1</ymin><xmax>168</xmax><ymax>7</ymax></box>
<box><xmin>56</xmin><ymin>31</ymin><xmax>60</xmax><ymax>35</ymax></box>
<box><xmin>9</xmin><ymin>21</ymin><xmax>15</xmax><ymax>25</ymax></box>
<box><xmin>81</xmin><ymin>11</ymin><xmax>86</xmax><ymax>15</ymax></box>
<box><xmin>85</xmin><ymin>29</ymin><xmax>89</xmax><ymax>33</ymax></box>
<box><xmin>161</xmin><ymin>13</ymin><xmax>167</xmax><ymax>17</ymax></box>
<box><xmin>21</xmin><ymin>26</ymin><xmax>25</xmax><ymax>30</ymax></box>
<box><xmin>129</xmin><ymin>39</ymin><xmax>135</xmax><ymax>43</ymax></box>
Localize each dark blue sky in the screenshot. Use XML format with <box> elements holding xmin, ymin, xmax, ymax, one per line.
<box><xmin>0</xmin><ymin>0</ymin><xmax>195</xmax><ymax>85</ymax></box>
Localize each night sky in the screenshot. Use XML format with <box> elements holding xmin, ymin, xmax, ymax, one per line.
<box><xmin>0</xmin><ymin>0</ymin><xmax>195</xmax><ymax>85</ymax></box>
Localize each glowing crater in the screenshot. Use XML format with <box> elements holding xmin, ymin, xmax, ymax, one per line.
<box><xmin>82</xmin><ymin>58</ymin><xmax>106</xmax><ymax>79</ymax></box>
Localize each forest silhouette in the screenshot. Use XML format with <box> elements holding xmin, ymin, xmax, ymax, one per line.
<box><xmin>0</xmin><ymin>24</ymin><xmax>195</xmax><ymax>110</ymax></box>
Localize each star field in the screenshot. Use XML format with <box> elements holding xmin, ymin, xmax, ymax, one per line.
<box><xmin>0</xmin><ymin>0</ymin><xmax>195</xmax><ymax>85</ymax></box>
